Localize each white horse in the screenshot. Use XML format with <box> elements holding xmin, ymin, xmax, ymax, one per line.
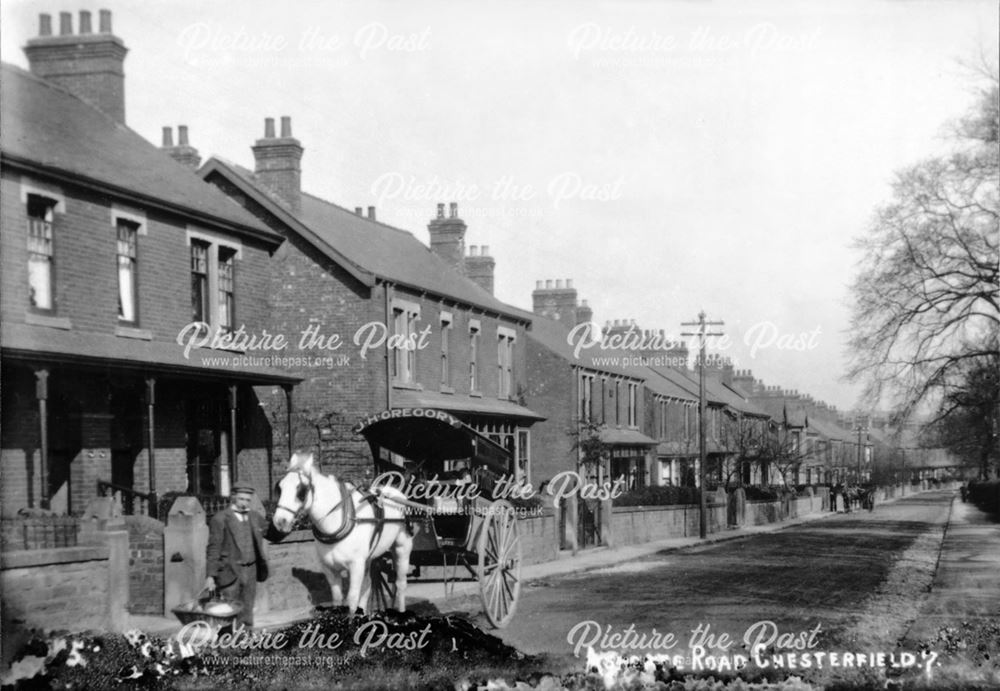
<box><xmin>272</xmin><ymin>451</ymin><xmax>413</xmax><ymax>613</ymax></box>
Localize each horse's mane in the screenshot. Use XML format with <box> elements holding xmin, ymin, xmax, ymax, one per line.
<box><xmin>287</xmin><ymin>450</ymin><xmax>315</xmax><ymax>473</ymax></box>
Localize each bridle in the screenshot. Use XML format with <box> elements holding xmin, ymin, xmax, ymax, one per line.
<box><xmin>275</xmin><ymin>469</ymin><xmax>315</xmax><ymax>519</ymax></box>
<box><xmin>275</xmin><ymin>467</ymin><xmax>359</xmax><ymax>544</ymax></box>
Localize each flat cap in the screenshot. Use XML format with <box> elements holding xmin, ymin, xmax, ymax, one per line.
<box><xmin>231</xmin><ymin>483</ymin><xmax>256</xmax><ymax>495</ymax></box>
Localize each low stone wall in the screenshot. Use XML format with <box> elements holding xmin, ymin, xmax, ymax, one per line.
<box><xmin>609</xmin><ymin>503</ymin><xmax>727</xmax><ymax>547</ymax></box>
<box><xmin>1</xmin><ymin>546</ymin><xmax>112</xmax><ymax>633</ymax></box>
<box><xmin>261</xmin><ymin>530</ymin><xmax>321</xmax><ymax>613</ymax></box>
<box><xmin>518</xmin><ymin>510</ymin><xmax>558</xmax><ymax>565</ymax></box>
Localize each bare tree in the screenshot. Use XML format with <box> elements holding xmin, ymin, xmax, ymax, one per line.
<box><xmin>923</xmin><ymin>352</ymin><xmax>1000</xmax><ymax>479</ymax></box>
<box><xmin>847</xmin><ymin>68</ymin><xmax>1000</xmax><ymax>423</ymax></box>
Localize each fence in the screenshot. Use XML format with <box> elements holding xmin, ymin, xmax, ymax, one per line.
<box><xmin>1</xmin><ymin>515</ymin><xmax>80</xmax><ymax>550</ymax></box>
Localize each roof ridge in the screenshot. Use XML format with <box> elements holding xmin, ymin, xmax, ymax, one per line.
<box><xmin>299</xmin><ymin>189</ymin><xmax>415</xmax><ymax>237</ymax></box>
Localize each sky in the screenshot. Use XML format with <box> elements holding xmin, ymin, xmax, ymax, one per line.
<box><xmin>3</xmin><ymin>0</ymin><xmax>997</xmax><ymax>411</ymax></box>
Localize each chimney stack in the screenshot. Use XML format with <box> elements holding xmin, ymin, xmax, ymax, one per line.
<box><xmin>25</xmin><ymin>9</ymin><xmax>129</xmax><ymax>123</ymax></box>
<box><xmin>532</xmin><ymin>278</ymin><xmax>578</xmax><ymax>324</ymax></box>
<box><xmin>575</xmin><ymin>299</ymin><xmax>593</xmax><ymax>326</ymax></box>
<box><xmin>427</xmin><ymin>202</ymin><xmax>467</xmax><ymax>273</ymax></box>
<box><xmin>367</xmin><ymin>206</ymin><xmax>376</xmax><ymax>221</ymax></box>
<box><xmin>465</xmin><ymin>244</ymin><xmax>495</xmax><ymax>294</ymax></box>
<box><xmin>160</xmin><ymin>124</ymin><xmax>202</xmax><ymax>169</ymax></box>
<box><xmin>355</xmin><ymin>207</ymin><xmax>363</xmax><ymax>216</ymax></box>
<box><xmin>251</xmin><ymin>115</ymin><xmax>304</xmax><ymax>214</ymax></box>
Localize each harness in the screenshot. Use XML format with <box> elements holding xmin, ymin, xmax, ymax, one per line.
<box><xmin>279</xmin><ymin>471</ymin><xmax>408</xmax><ymax>557</ymax></box>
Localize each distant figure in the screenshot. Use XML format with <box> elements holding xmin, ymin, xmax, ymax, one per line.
<box><xmin>960</xmin><ymin>483</ymin><xmax>968</xmax><ymax>503</ymax></box>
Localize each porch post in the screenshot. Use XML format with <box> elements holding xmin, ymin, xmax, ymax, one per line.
<box><xmin>35</xmin><ymin>368</ymin><xmax>50</xmax><ymax>510</ymax></box>
<box><xmin>283</xmin><ymin>384</ymin><xmax>294</xmax><ymax>459</ymax></box>
<box><xmin>145</xmin><ymin>376</ymin><xmax>158</xmax><ymax>518</ymax></box>
<box><xmin>228</xmin><ymin>384</ymin><xmax>238</xmax><ymax>484</ymax></box>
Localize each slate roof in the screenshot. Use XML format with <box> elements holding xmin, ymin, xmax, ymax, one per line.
<box><xmin>201</xmin><ymin>158</ymin><xmax>531</xmax><ymax>322</ymax></box>
<box><xmin>391</xmin><ymin>389</ymin><xmax>544</xmax><ymax>421</ymax></box>
<box><xmin>1</xmin><ymin>322</ymin><xmax>299</xmax><ymax>384</ymax></box>
<box><xmin>526</xmin><ymin>315</ymin><xmax>640</xmax><ymax>379</ymax></box>
<box><xmin>807</xmin><ymin>416</ymin><xmax>854</xmax><ymax>443</ymax></box>
<box><xmin>0</xmin><ymin>64</ymin><xmax>278</xmax><ymax>243</ymax></box>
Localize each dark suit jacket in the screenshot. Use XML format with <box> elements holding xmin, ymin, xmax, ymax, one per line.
<box><xmin>206</xmin><ymin>507</ymin><xmax>269</xmax><ymax>587</ymax></box>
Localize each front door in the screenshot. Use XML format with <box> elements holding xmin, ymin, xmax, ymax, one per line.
<box><xmin>187</xmin><ymin>398</ymin><xmax>221</xmax><ymax>495</ymax></box>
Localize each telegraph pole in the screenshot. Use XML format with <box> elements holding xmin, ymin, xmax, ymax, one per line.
<box><xmin>681</xmin><ymin>311</ymin><xmax>725</xmax><ymax>539</ymax></box>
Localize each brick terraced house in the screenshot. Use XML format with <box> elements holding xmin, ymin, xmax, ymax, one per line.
<box><xmin>0</xmin><ymin>12</ymin><xmax>299</xmax><ymax>517</ymax></box>
<box><xmin>199</xmin><ymin>129</ymin><xmax>542</xmax><ymax>483</ymax></box>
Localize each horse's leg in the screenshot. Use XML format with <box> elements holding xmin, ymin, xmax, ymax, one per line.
<box><xmin>357</xmin><ymin>562</ymin><xmax>373</xmax><ymax>614</ymax></box>
<box><xmin>393</xmin><ymin>528</ymin><xmax>413</xmax><ymax>612</ymax></box>
<box><xmin>322</xmin><ymin>562</ymin><xmax>344</xmax><ymax>608</ymax></box>
<box><xmin>345</xmin><ymin>559</ymin><xmax>366</xmax><ymax>613</ymax></box>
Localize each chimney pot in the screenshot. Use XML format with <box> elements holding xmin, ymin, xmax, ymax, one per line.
<box><xmin>469</xmin><ymin>245</ymin><xmax>478</xmax><ymax>256</ymax></box>
<box><xmin>79</xmin><ymin>11</ymin><xmax>92</xmax><ymax>34</ymax></box>
<box><xmin>481</xmin><ymin>245</ymin><xmax>490</xmax><ymax>255</ymax></box>
<box><xmin>39</xmin><ymin>14</ymin><xmax>52</xmax><ymax>37</ymax></box>
<box><xmin>264</xmin><ymin>117</ymin><xmax>275</xmax><ymax>138</ymax></box>
<box><xmin>280</xmin><ymin>116</ymin><xmax>292</xmax><ymax>137</ymax></box>
<box><xmin>582</xmin><ymin>299</ymin><xmax>589</xmax><ymax>307</ymax></box>
<box><xmin>178</xmin><ymin>125</ymin><xmax>189</xmax><ymax>146</ymax></box>
<box><xmin>59</xmin><ymin>12</ymin><xmax>72</xmax><ymax>35</ymax></box>
<box><xmin>162</xmin><ymin>126</ymin><xmax>174</xmax><ymax>147</ymax></box>
<box><xmin>367</xmin><ymin>206</ymin><xmax>376</xmax><ymax>220</ymax></box>
<box><xmin>535</xmin><ymin>280</ymin><xmax>543</xmax><ymax>289</ymax></box>
<box><xmin>355</xmin><ymin>207</ymin><xmax>363</xmax><ymax>216</ymax></box>
<box><xmin>99</xmin><ymin>9</ymin><xmax>112</xmax><ymax>33</ymax></box>
<box><xmin>556</xmin><ymin>279</ymin><xmax>564</xmax><ymax>289</ymax></box>
<box><xmin>436</xmin><ymin>203</ymin><xmax>445</xmax><ymax>219</ymax></box>
<box><xmin>545</xmin><ymin>280</ymin><xmax>553</xmax><ymax>289</ymax></box>
<box><xmin>566</xmin><ymin>278</ymin><xmax>573</xmax><ymax>289</ymax></box>
<box><xmin>449</xmin><ymin>202</ymin><xmax>458</xmax><ymax>218</ymax></box>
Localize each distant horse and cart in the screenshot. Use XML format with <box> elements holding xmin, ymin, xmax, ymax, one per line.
<box><xmin>831</xmin><ymin>483</ymin><xmax>876</xmax><ymax>513</ymax></box>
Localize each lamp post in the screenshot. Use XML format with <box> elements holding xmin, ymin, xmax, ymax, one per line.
<box><xmin>681</xmin><ymin>311</ymin><xmax>724</xmax><ymax>539</ymax></box>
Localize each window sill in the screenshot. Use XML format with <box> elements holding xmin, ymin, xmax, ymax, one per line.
<box><xmin>115</xmin><ymin>325</ymin><xmax>153</xmax><ymax>341</ymax></box>
<box><xmin>469</xmin><ymin>390</ymin><xmax>483</xmax><ymax>398</ymax></box>
<box><xmin>25</xmin><ymin>312</ymin><xmax>72</xmax><ymax>330</ymax></box>
<box><xmin>439</xmin><ymin>386</ymin><xmax>455</xmax><ymax>395</ymax></box>
<box><xmin>392</xmin><ymin>381</ymin><xmax>423</xmax><ymax>391</ymax></box>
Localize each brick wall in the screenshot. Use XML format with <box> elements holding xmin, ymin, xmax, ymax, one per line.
<box><xmin>524</xmin><ymin>337</ymin><xmax>576</xmax><ymax>485</ymax></box>
<box><xmin>125</xmin><ymin>515</ymin><xmax>164</xmax><ymax>614</ymax></box>
<box><xmin>1</xmin><ymin>170</ymin><xmax>274</xmax><ymax>340</ymax></box>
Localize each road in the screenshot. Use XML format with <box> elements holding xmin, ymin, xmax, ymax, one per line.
<box><xmin>477</xmin><ymin>490</ymin><xmax>954</xmax><ymax>666</ymax></box>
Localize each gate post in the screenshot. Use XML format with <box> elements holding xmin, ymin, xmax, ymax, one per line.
<box><xmin>562</xmin><ymin>494</ymin><xmax>578</xmax><ymax>555</ymax></box>
<box><xmin>164</xmin><ymin>497</ymin><xmax>208</xmax><ymax>614</ymax></box>
<box><xmin>80</xmin><ymin>497</ymin><xmax>129</xmax><ymax>631</ymax></box>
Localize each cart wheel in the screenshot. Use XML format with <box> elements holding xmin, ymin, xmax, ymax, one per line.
<box><xmin>477</xmin><ymin>500</ymin><xmax>521</xmax><ymax>628</ymax></box>
<box><xmin>368</xmin><ymin>556</ymin><xmax>397</xmax><ymax>613</ymax></box>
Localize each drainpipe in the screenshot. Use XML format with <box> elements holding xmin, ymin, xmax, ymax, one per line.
<box><xmin>384</xmin><ymin>281</ymin><xmax>393</xmax><ymax>410</ymax></box>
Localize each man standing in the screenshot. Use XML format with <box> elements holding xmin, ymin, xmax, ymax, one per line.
<box><xmin>205</xmin><ymin>483</ymin><xmax>269</xmax><ymax>627</ymax></box>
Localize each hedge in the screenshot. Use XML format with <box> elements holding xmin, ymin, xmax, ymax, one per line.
<box><xmin>967</xmin><ymin>480</ymin><xmax>1000</xmax><ymax>514</ymax></box>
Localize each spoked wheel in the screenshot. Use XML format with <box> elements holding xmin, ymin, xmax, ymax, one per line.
<box><xmin>368</xmin><ymin>556</ymin><xmax>397</xmax><ymax>613</ymax></box>
<box><xmin>477</xmin><ymin>499</ymin><xmax>521</xmax><ymax>628</ymax></box>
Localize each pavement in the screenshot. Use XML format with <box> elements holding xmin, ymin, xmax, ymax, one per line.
<box><xmin>901</xmin><ymin>495</ymin><xmax>1000</xmax><ymax>644</ymax></box>
<box><xmin>130</xmin><ymin>486</ymin><xmax>986</xmax><ymax>639</ymax></box>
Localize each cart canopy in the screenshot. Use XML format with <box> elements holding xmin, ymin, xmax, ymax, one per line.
<box><xmin>354</xmin><ymin>408</ymin><xmax>511</xmax><ymax>475</ymax></box>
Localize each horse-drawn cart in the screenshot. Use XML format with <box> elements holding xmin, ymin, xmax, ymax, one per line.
<box><xmin>355</xmin><ymin>409</ymin><xmax>523</xmax><ymax>628</ymax></box>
